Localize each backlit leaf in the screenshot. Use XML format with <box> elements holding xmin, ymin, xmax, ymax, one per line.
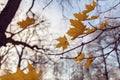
<box><xmin>56</xmin><ymin>36</ymin><xmax>69</xmax><ymax>50</ymax></box>
<box><xmin>84</xmin><ymin>28</ymin><xmax>97</xmax><ymax>34</ymax></box>
<box><xmin>70</xmin><ymin>19</ymin><xmax>84</xmax><ymax>28</ymax></box>
<box><xmin>0</xmin><ymin>73</ymin><xmax>14</xmax><ymax>80</ymax></box>
<box><xmin>74</xmin><ymin>13</ymin><xmax>88</xmax><ymax>21</ymax></box>
<box><xmin>86</xmin><ymin>4</ymin><xmax>94</xmax><ymax>13</ymax></box>
<box><xmin>0</xmin><ymin>63</ymin><xmax>42</xmax><ymax>80</ymax></box>
<box><xmin>26</xmin><ymin>63</ymin><xmax>42</xmax><ymax>80</ymax></box>
<box><xmin>74</xmin><ymin>53</ymin><xmax>85</xmax><ymax>63</ymax></box>
<box><xmin>83</xmin><ymin>0</ymin><xmax>96</xmax><ymax>14</ymax></box>
<box><xmin>84</xmin><ymin>54</ymin><xmax>93</xmax><ymax>68</ymax></box>
<box><xmin>67</xmin><ymin>22</ymin><xmax>86</xmax><ymax>40</ymax></box>
<box><xmin>17</xmin><ymin>17</ymin><xmax>35</xmax><ymax>28</ymax></box>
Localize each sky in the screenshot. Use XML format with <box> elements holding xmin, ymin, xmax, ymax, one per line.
<box><xmin>1</xmin><ymin>0</ymin><xmax>120</xmax><ymax>80</ymax></box>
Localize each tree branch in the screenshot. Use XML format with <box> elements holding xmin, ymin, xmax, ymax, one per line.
<box><xmin>0</xmin><ymin>0</ymin><xmax>22</xmax><ymax>46</ymax></box>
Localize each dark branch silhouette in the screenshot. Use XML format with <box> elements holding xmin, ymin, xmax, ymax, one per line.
<box><xmin>0</xmin><ymin>0</ymin><xmax>22</xmax><ymax>46</ymax></box>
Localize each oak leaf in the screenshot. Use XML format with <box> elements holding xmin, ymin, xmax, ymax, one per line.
<box><xmin>17</xmin><ymin>17</ymin><xmax>35</xmax><ymax>28</ymax></box>
<box><xmin>56</xmin><ymin>36</ymin><xmax>69</xmax><ymax>50</ymax></box>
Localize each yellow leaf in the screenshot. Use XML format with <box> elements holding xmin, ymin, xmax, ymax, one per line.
<box><xmin>92</xmin><ymin>0</ymin><xmax>97</xmax><ymax>7</ymax></box>
<box><xmin>84</xmin><ymin>54</ymin><xmax>93</xmax><ymax>68</ymax></box>
<box><xmin>17</xmin><ymin>17</ymin><xmax>35</xmax><ymax>28</ymax></box>
<box><xmin>100</xmin><ymin>21</ymin><xmax>108</xmax><ymax>29</ymax></box>
<box><xmin>90</xmin><ymin>15</ymin><xmax>99</xmax><ymax>20</ymax></box>
<box><xmin>56</xmin><ymin>36</ymin><xmax>69</xmax><ymax>50</ymax></box>
<box><xmin>26</xmin><ymin>63</ymin><xmax>42</xmax><ymax>80</ymax></box>
<box><xmin>70</xmin><ymin>19</ymin><xmax>85</xmax><ymax>28</ymax></box>
<box><xmin>86</xmin><ymin>4</ymin><xmax>94</xmax><ymax>13</ymax></box>
<box><xmin>83</xmin><ymin>0</ymin><xmax>96</xmax><ymax>14</ymax></box>
<box><xmin>12</xmin><ymin>68</ymin><xmax>25</xmax><ymax>80</ymax></box>
<box><xmin>0</xmin><ymin>68</ymin><xmax>25</xmax><ymax>80</ymax></box>
<box><xmin>74</xmin><ymin>53</ymin><xmax>85</xmax><ymax>63</ymax></box>
<box><xmin>0</xmin><ymin>73</ymin><xmax>14</xmax><ymax>80</ymax></box>
<box><xmin>74</xmin><ymin>13</ymin><xmax>88</xmax><ymax>21</ymax></box>
<box><xmin>0</xmin><ymin>63</ymin><xmax>42</xmax><ymax>80</ymax></box>
<box><xmin>84</xmin><ymin>28</ymin><xmax>97</xmax><ymax>34</ymax></box>
<box><xmin>67</xmin><ymin>22</ymin><xmax>86</xmax><ymax>40</ymax></box>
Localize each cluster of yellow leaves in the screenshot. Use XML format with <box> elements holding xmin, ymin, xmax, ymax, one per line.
<box><xmin>56</xmin><ymin>36</ymin><xmax>69</xmax><ymax>50</ymax></box>
<box><xmin>67</xmin><ymin>0</ymin><xmax>97</xmax><ymax>40</ymax></box>
<box><xmin>74</xmin><ymin>53</ymin><xmax>94</xmax><ymax>68</ymax></box>
<box><xmin>83</xmin><ymin>21</ymin><xmax>108</xmax><ymax>34</ymax></box>
<box><xmin>56</xmin><ymin>0</ymin><xmax>97</xmax><ymax>50</ymax></box>
<box><xmin>55</xmin><ymin>0</ymin><xmax>109</xmax><ymax>68</ymax></box>
<box><xmin>17</xmin><ymin>17</ymin><xmax>36</xmax><ymax>28</ymax></box>
<box><xmin>0</xmin><ymin>63</ymin><xmax>42</xmax><ymax>80</ymax></box>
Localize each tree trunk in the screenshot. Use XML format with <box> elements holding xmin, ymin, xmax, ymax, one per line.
<box><xmin>0</xmin><ymin>0</ymin><xmax>22</xmax><ymax>46</ymax></box>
